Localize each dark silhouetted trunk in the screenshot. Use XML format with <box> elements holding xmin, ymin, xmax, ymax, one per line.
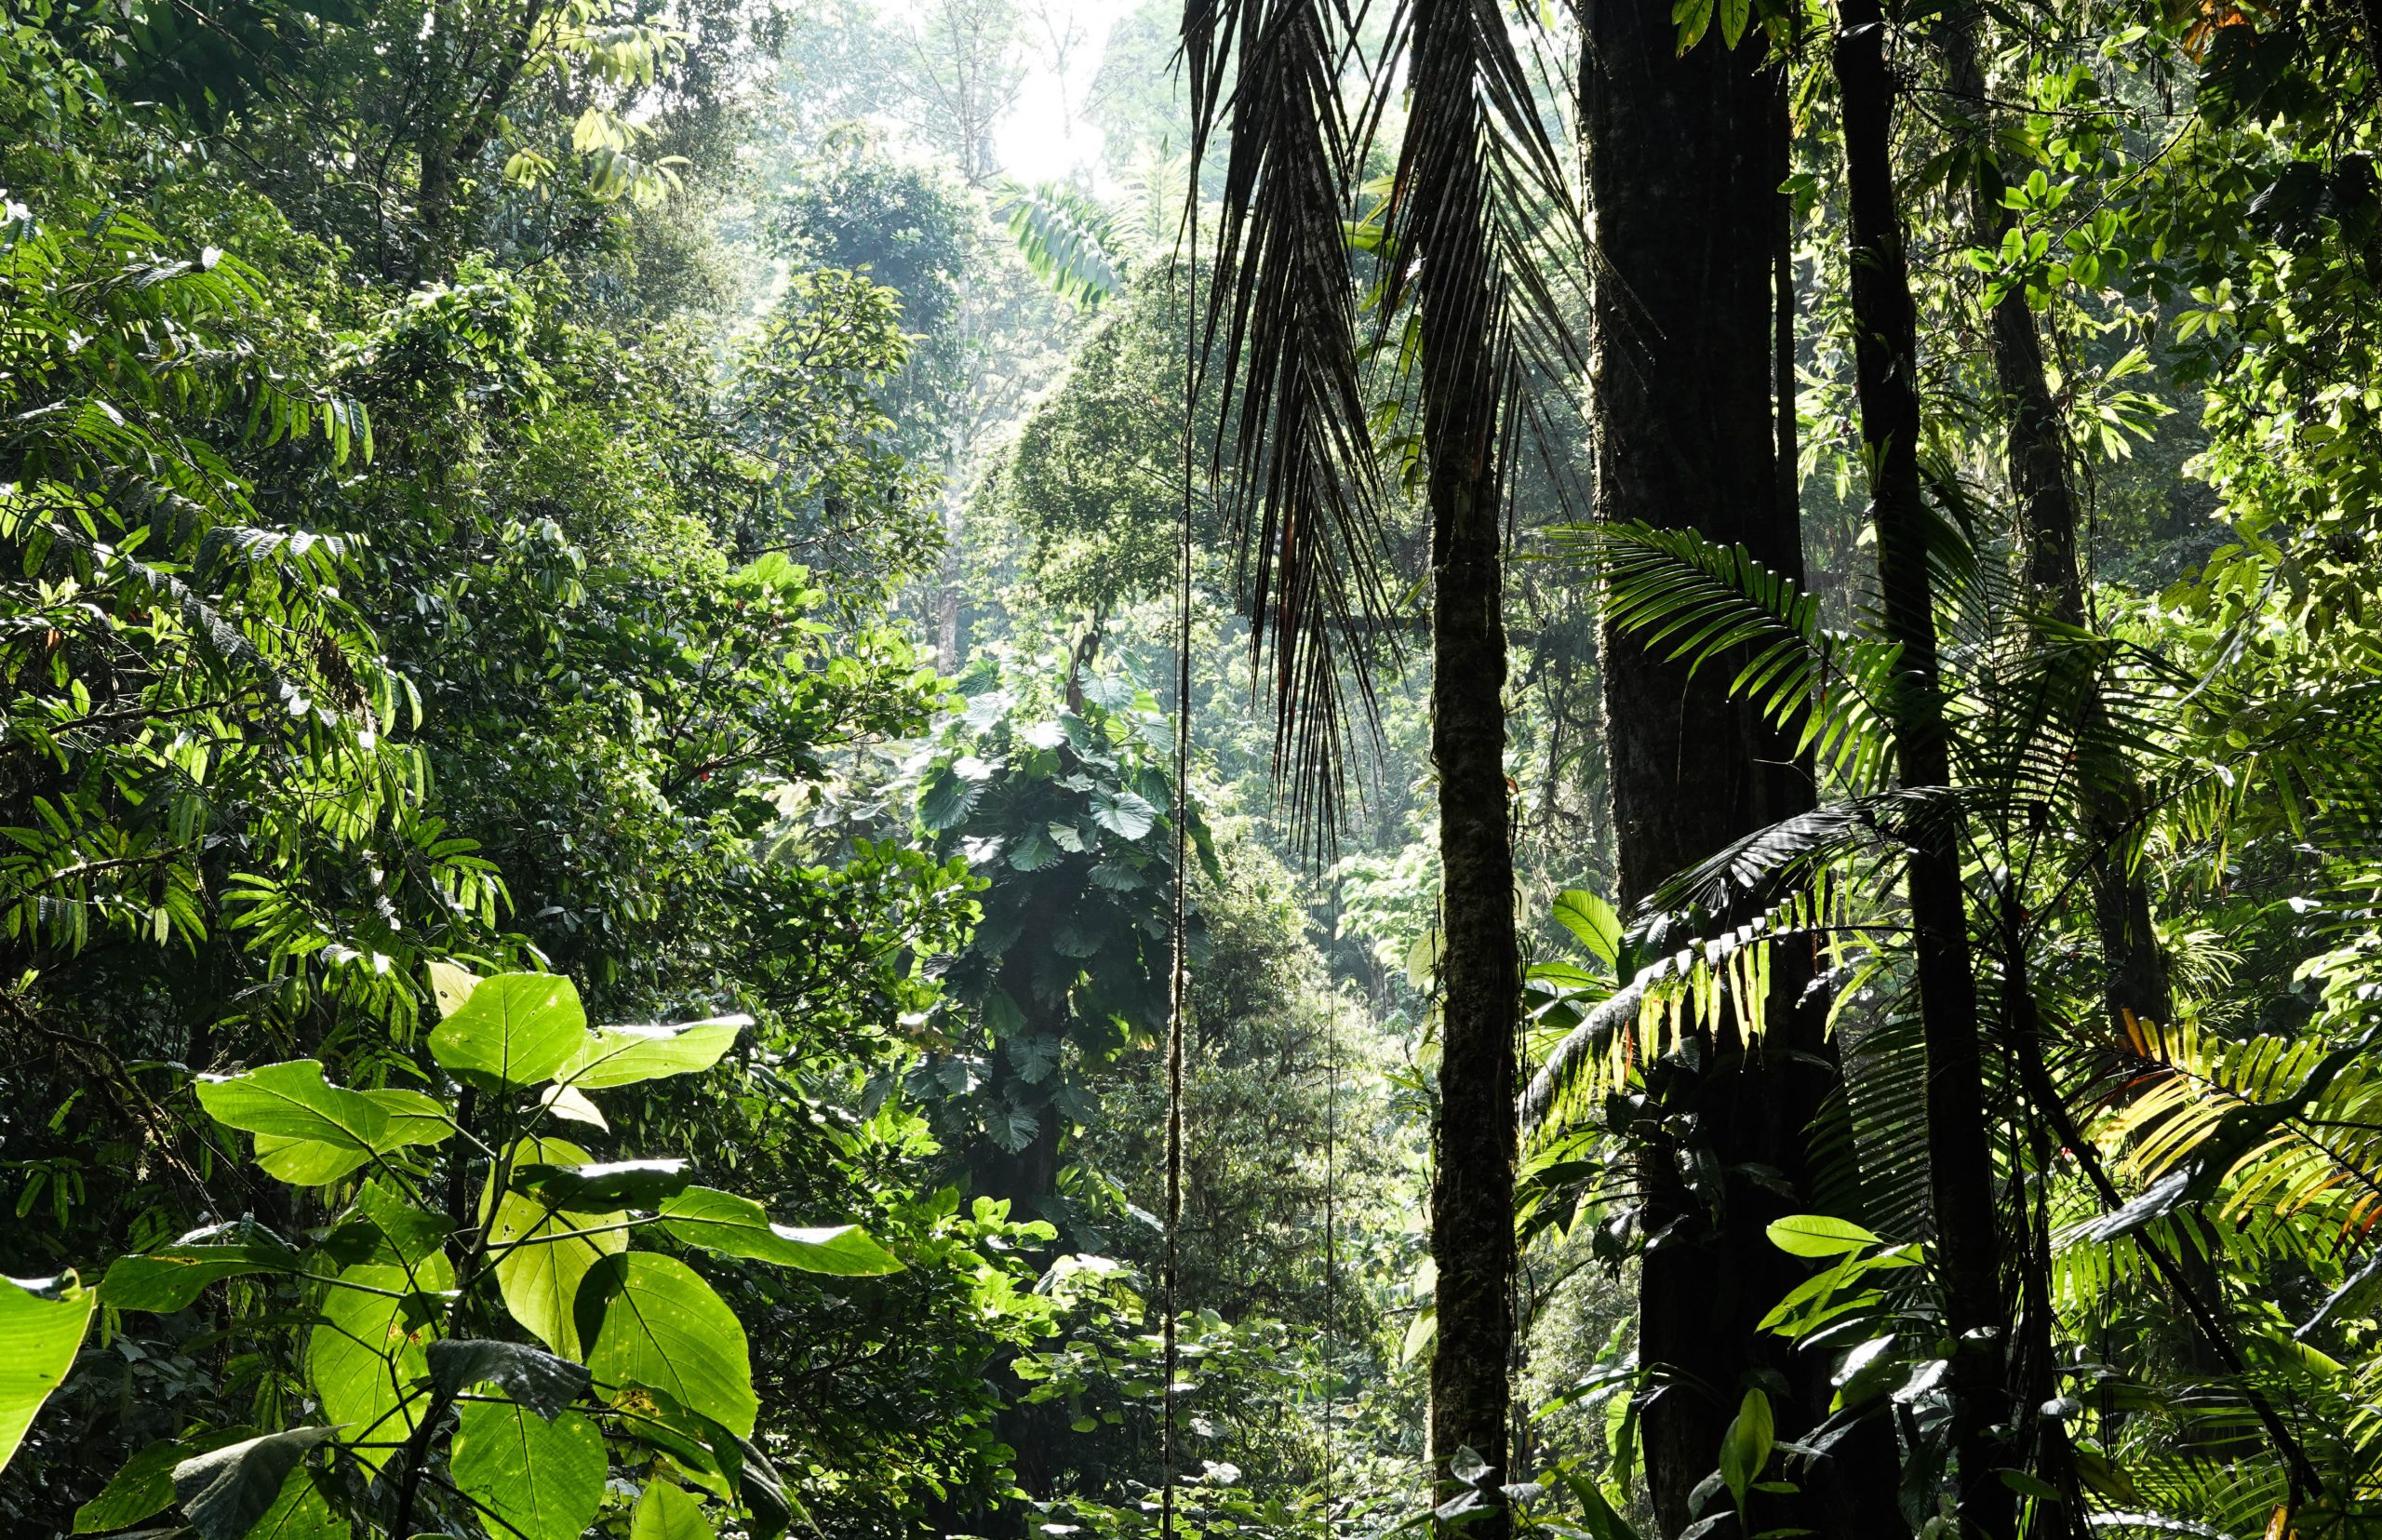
<box><xmin>1415</xmin><ymin>6</ymin><xmax>1519</xmax><ymax>1533</ymax></box>
<box><xmin>1585</xmin><ymin>8</ymin><xmax>1903</xmax><ymax>1534</ymax></box>
<box><xmin>1832</xmin><ymin>2</ymin><xmax>2014</xmax><ymax>1533</ymax></box>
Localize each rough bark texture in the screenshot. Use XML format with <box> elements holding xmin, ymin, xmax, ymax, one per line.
<box><xmin>1416</xmin><ymin>6</ymin><xmax>1519</xmax><ymax>1530</ymax></box>
<box><xmin>1583</xmin><ymin>9</ymin><xmax>1902</xmax><ymax>1534</ymax></box>
<box><xmin>1832</xmin><ymin>3</ymin><xmax>2014</xmax><ymax>1533</ymax></box>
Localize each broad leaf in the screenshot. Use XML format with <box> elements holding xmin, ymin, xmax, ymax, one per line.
<box><xmin>1765</xmin><ymin>1214</ymin><xmax>1881</xmax><ymax>1258</ymax></box>
<box><xmin>426</xmin><ymin>1339</ymin><xmax>591</xmax><ymax>1420</ymax></box>
<box><xmin>76</xmin><ymin>1437</ymin><xmax>201</xmax><ymax>1532</ymax></box>
<box><xmin>515</xmin><ymin>1158</ymin><xmax>692</xmax><ymax>1208</ymax></box>
<box><xmin>100</xmin><ymin>1243</ymin><xmax>298</xmax><ymax>1312</ymax></box>
<box><xmin>307</xmin><ymin>1261</ymin><xmax>448</xmax><ymax>1475</ymax></box>
<box><xmin>0</xmin><ymin>1273</ymin><xmax>95</xmax><ymax>1473</ymax></box>
<box><xmin>707</xmin><ymin>1422</ymin><xmax>796</xmax><ymax>1540</ymax></box>
<box><xmin>365</xmin><ymin>1087</ymin><xmax>452</xmax><ymax>1148</ymax></box>
<box><xmin>630</xmin><ymin>1480</ymin><xmax>715</xmax><ymax>1539</ymax></box>
<box><xmin>245</xmin><ymin>1464</ymin><xmax>348</xmax><ymax>1540</ymax></box>
<box><xmin>430</xmin><ymin>972</ymin><xmax>587</xmax><ymax>1088</ymax></box>
<box><xmin>451</xmin><ymin>1401</ymin><xmax>604</xmax><ymax>1540</ymax></box>
<box><xmin>656</xmin><ymin>1188</ymin><xmax>903</xmax><ymax>1275</ymax></box>
<box><xmin>554</xmin><ymin>1017</ymin><xmax>745</xmax><ymax>1090</ymax></box>
<box><xmin>428</xmin><ymin>959</ymin><xmax>482</xmax><ymax>1018</ymax></box>
<box><xmin>541</xmin><ymin>1082</ymin><xmax>609</xmax><ymax>1129</ymax></box>
<box><xmin>252</xmin><ymin>1135</ymin><xmax>372</xmax><ymax>1185</ymax></box>
<box><xmin>170</xmin><ymin>1427</ymin><xmax>337</xmax><ymax>1540</ymax></box>
<box><xmin>195</xmin><ymin>1061</ymin><xmax>386</xmax><ymax>1150</ymax></box>
<box><xmin>576</xmin><ymin>1252</ymin><xmax>758</xmax><ymax>1439</ymax></box>
<box><xmin>1088</xmin><ymin>787</ymin><xmax>1158</xmax><ymax>840</ymax></box>
<box><xmin>1718</xmin><ymin>1388</ymin><xmax>1773</xmax><ymax>1507</ymax></box>
<box><xmin>486</xmin><ymin>1137</ymin><xmax>625</xmax><ymax>1359</ymax></box>
<box><xmin>1551</xmin><ymin>890</ymin><xmax>1624</xmax><ymax>970</ymax></box>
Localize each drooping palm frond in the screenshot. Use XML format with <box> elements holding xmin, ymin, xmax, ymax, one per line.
<box><xmin>1182</xmin><ymin>0</ymin><xmax>1396</xmax><ymax>835</ymax></box>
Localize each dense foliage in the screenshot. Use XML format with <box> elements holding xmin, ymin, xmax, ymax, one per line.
<box><xmin>9</xmin><ymin>0</ymin><xmax>2382</xmax><ymax>1538</ymax></box>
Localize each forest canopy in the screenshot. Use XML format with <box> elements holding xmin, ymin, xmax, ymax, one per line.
<box><xmin>3</xmin><ymin>0</ymin><xmax>2381</xmax><ymax>1538</ymax></box>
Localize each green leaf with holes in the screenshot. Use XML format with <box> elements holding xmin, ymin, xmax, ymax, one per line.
<box><xmin>487</xmin><ymin>1137</ymin><xmax>625</xmax><ymax>1359</ymax></box>
<box><xmin>430</xmin><ymin>972</ymin><xmax>587</xmax><ymax>1088</ymax></box>
<box><xmin>100</xmin><ymin>1243</ymin><xmax>299</xmax><ymax>1312</ymax></box>
<box><xmin>451</xmin><ymin>1400</ymin><xmax>604</xmax><ymax>1540</ymax></box>
<box><xmin>307</xmin><ymin>1261</ymin><xmax>448</xmax><ymax>1476</ymax></box>
<box><xmin>576</xmin><ymin>1253</ymin><xmax>756</xmax><ymax>1438</ymax></box>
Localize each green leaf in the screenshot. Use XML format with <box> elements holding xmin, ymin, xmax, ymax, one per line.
<box><xmin>487</xmin><ymin>1137</ymin><xmax>625</xmax><ymax>1359</ymax></box>
<box><xmin>631</xmin><ymin>1480</ymin><xmax>715</xmax><ymax>1540</ymax></box>
<box><xmin>246</xmin><ymin>1464</ymin><xmax>348</xmax><ymax>1540</ymax></box>
<box><xmin>76</xmin><ymin>1437</ymin><xmax>196</xmax><ymax>1532</ymax></box>
<box><xmin>577</xmin><ymin>1252</ymin><xmax>758</xmax><ymax>1439</ymax></box>
<box><xmin>365</xmin><ymin>1088</ymin><xmax>453</xmax><ymax>1148</ymax></box>
<box><xmin>1718</xmin><ymin>1388</ymin><xmax>1773</xmax><ymax>1507</ymax></box>
<box><xmin>1551</xmin><ymin>890</ymin><xmax>1624</xmax><ymax>969</ymax></box>
<box><xmin>308</xmin><ymin>1261</ymin><xmax>448</xmax><ymax>1475</ymax></box>
<box><xmin>196</xmin><ymin>1061</ymin><xmax>387</xmax><ymax>1150</ymax></box>
<box><xmin>1766</xmin><ymin>1214</ymin><xmax>1881</xmax><ymax>1258</ymax></box>
<box><xmin>515</xmin><ymin>1158</ymin><xmax>692</xmax><ymax>1208</ymax></box>
<box><xmin>426</xmin><ymin>1338</ymin><xmax>591</xmax><ymax>1419</ymax></box>
<box><xmin>707</xmin><ymin>1422</ymin><xmax>797</xmax><ymax>1540</ymax></box>
<box><xmin>0</xmin><ymin>1273</ymin><xmax>95</xmax><ymax>1474</ymax></box>
<box><xmin>252</xmin><ymin>1135</ymin><xmax>372</xmax><ymax>1185</ymax></box>
<box><xmin>1671</xmin><ymin>0</ymin><xmax>1713</xmax><ymax>50</ymax></box>
<box><xmin>170</xmin><ymin>1427</ymin><xmax>338</xmax><ymax>1540</ymax></box>
<box><xmin>428</xmin><ymin>959</ymin><xmax>482</xmax><ymax>1019</ymax></box>
<box><xmin>1718</xmin><ymin>0</ymin><xmax>1750</xmax><ymax>47</ymax></box>
<box><xmin>451</xmin><ymin>1401</ymin><xmax>604</xmax><ymax>1540</ymax></box>
<box><xmin>656</xmin><ymin>1189</ymin><xmax>903</xmax><ymax>1275</ymax></box>
<box><xmin>1088</xmin><ymin>788</ymin><xmax>1158</xmax><ymax>840</ymax></box>
<box><xmin>348</xmin><ymin>1180</ymin><xmax>450</xmax><ymax>1272</ymax></box>
<box><xmin>100</xmin><ymin>1242</ymin><xmax>299</xmax><ymax>1312</ymax></box>
<box><xmin>554</xmin><ymin>1016</ymin><xmax>744</xmax><ymax>1089</ymax></box>
<box><xmin>430</xmin><ymin>972</ymin><xmax>587</xmax><ymax>1087</ymax></box>
<box><xmin>919</xmin><ymin>760</ymin><xmax>988</xmax><ymax>832</ymax></box>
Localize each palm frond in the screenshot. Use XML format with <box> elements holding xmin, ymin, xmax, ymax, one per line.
<box><xmin>999</xmin><ymin>180</ymin><xmax>1129</xmax><ymax>309</ymax></box>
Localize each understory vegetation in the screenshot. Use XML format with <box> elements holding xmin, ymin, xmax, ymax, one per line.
<box><xmin>3</xmin><ymin>0</ymin><xmax>2380</xmax><ymax>1537</ymax></box>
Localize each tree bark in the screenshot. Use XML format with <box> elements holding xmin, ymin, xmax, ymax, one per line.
<box><xmin>1584</xmin><ymin>8</ymin><xmax>1903</xmax><ymax>1534</ymax></box>
<box><xmin>1415</xmin><ymin>5</ymin><xmax>1519</xmax><ymax>1530</ymax></box>
<box><xmin>1940</xmin><ymin>19</ymin><xmax>2171</xmax><ymax>1037</ymax></box>
<box><xmin>1831</xmin><ymin>3</ymin><xmax>2014</xmax><ymax>1533</ymax></box>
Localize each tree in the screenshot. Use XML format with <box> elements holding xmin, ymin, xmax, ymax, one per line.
<box><xmin>1584</xmin><ymin>9</ymin><xmax>1900</xmax><ymax>1534</ymax></box>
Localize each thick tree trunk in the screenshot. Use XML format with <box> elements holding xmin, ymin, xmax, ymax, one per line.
<box><xmin>1831</xmin><ymin>4</ymin><xmax>2014</xmax><ymax>1533</ymax></box>
<box><xmin>1415</xmin><ymin>7</ymin><xmax>1519</xmax><ymax>1532</ymax></box>
<box><xmin>1584</xmin><ymin>9</ymin><xmax>1902</xmax><ymax>1535</ymax></box>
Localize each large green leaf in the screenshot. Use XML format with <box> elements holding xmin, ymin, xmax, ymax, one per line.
<box><xmin>1550</xmin><ymin>890</ymin><xmax>1624</xmax><ymax>970</ymax></box>
<box><xmin>428</xmin><ymin>959</ymin><xmax>482</xmax><ymax>1019</ymax></box>
<box><xmin>246</xmin><ymin>1465</ymin><xmax>349</xmax><ymax>1540</ymax></box>
<box><xmin>365</xmin><ymin>1087</ymin><xmax>453</xmax><ymax>1148</ymax></box>
<box><xmin>426</xmin><ymin>1339</ymin><xmax>590</xmax><ymax>1419</ymax></box>
<box><xmin>195</xmin><ymin>1061</ymin><xmax>386</xmax><ymax>1150</ymax></box>
<box><xmin>170</xmin><ymin>1427</ymin><xmax>337</xmax><ymax>1540</ymax></box>
<box><xmin>0</xmin><ymin>1273</ymin><xmax>95</xmax><ymax>1474</ymax></box>
<box><xmin>451</xmin><ymin>1401</ymin><xmax>604</xmax><ymax>1540</ymax></box>
<box><xmin>307</xmin><ymin>1260</ymin><xmax>448</xmax><ymax>1475</ymax></box>
<box><xmin>252</xmin><ymin>1135</ymin><xmax>373</xmax><ymax>1185</ymax></box>
<box><xmin>514</xmin><ymin>1158</ymin><xmax>692</xmax><ymax>1209</ymax></box>
<box><xmin>576</xmin><ymin>1252</ymin><xmax>757</xmax><ymax>1438</ymax></box>
<box><xmin>630</xmin><ymin>1480</ymin><xmax>715</xmax><ymax>1540</ymax></box>
<box><xmin>430</xmin><ymin>972</ymin><xmax>587</xmax><ymax>1087</ymax></box>
<box><xmin>656</xmin><ymin>1189</ymin><xmax>902</xmax><ymax>1276</ymax></box>
<box><xmin>100</xmin><ymin>1242</ymin><xmax>299</xmax><ymax>1312</ymax></box>
<box><xmin>1718</xmin><ymin>1388</ymin><xmax>1774</xmax><ymax>1507</ymax></box>
<box><xmin>487</xmin><ymin>1137</ymin><xmax>624</xmax><ymax>1359</ymax></box>
<box><xmin>554</xmin><ymin>1016</ymin><xmax>745</xmax><ymax>1089</ymax></box>
<box><xmin>73</xmin><ymin>1429</ymin><xmax>261</xmax><ymax>1533</ymax></box>
<box><xmin>1765</xmin><ymin>1213</ymin><xmax>1881</xmax><ymax>1258</ymax></box>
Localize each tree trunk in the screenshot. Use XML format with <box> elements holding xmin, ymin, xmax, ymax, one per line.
<box><xmin>1831</xmin><ymin>4</ymin><xmax>2014</xmax><ymax>1533</ymax></box>
<box><xmin>1584</xmin><ymin>9</ymin><xmax>1902</xmax><ymax>1534</ymax></box>
<box><xmin>1416</xmin><ymin>5</ymin><xmax>1520</xmax><ymax>1531</ymax></box>
<box><xmin>1940</xmin><ymin>20</ymin><xmax>2171</xmax><ymax>1037</ymax></box>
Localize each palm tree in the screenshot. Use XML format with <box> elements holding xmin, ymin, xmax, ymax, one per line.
<box><xmin>1179</xmin><ymin>1</ymin><xmax>1575</xmax><ymax>1530</ymax></box>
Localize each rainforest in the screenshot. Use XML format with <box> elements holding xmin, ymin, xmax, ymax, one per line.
<box><xmin>3</xmin><ymin>0</ymin><xmax>2380</xmax><ymax>1536</ymax></box>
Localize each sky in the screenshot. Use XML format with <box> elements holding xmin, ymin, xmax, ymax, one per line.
<box><xmin>985</xmin><ymin>0</ymin><xmax>1138</xmax><ymax>185</ymax></box>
